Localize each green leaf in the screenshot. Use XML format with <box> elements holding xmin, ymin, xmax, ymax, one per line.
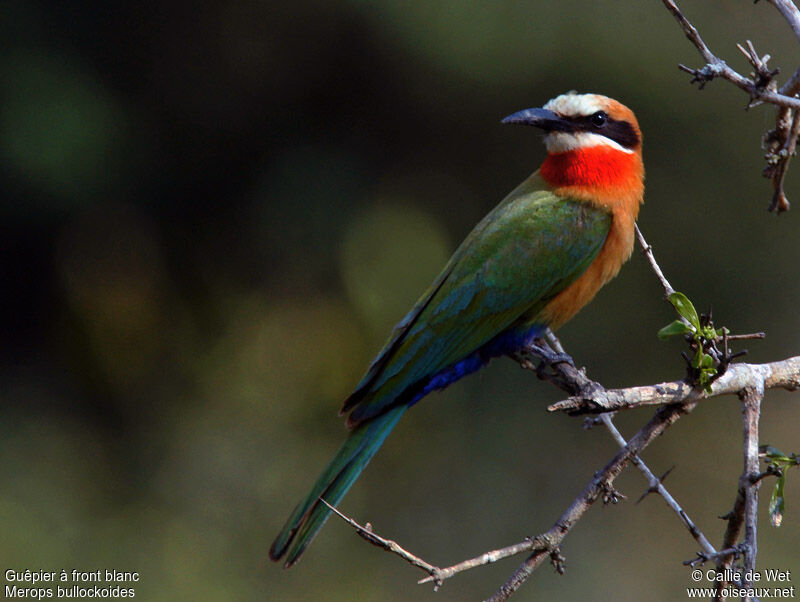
<box><xmin>691</xmin><ymin>348</ymin><xmax>704</xmax><ymax>369</ymax></box>
<box><xmin>769</xmin><ymin>473</ymin><xmax>786</xmax><ymax>527</ymax></box>
<box><xmin>657</xmin><ymin>320</ymin><xmax>694</xmax><ymax>340</ymax></box>
<box><xmin>668</xmin><ymin>292</ymin><xmax>701</xmax><ymax>331</ymax></box>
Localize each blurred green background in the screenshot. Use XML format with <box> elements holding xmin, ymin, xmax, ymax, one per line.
<box><xmin>1</xmin><ymin>1</ymin><xmax>799</xmax><ymax>600</ymax></box>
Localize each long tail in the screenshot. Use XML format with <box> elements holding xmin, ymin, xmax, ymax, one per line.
<box><xmin>269</xmin><ymin>405</ymin><xmax>406</xmax><ymax>567</ymax></box>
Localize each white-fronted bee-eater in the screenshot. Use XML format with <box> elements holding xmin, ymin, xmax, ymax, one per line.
<box><xmin>270</xmin><ymin>92</ymin><xmax>645</xmax><ymax>568</ymax></box>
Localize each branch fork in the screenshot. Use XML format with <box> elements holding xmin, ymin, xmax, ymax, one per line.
<box><xmin>664</xmin><ymin>0</ymin><xmax>800</xmax><ymax>212</ymax></box>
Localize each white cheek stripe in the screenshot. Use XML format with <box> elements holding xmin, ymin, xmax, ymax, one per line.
<box><xmin>544</xmin><ymin>131</ymin><xmax>634</xmax><ymax>155</ymax></box>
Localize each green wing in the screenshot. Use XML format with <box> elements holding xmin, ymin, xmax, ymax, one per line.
<box><xmin>343</xmin><ymin>172</ymin><xmax>612</xmax><ymax>425</ymax></box>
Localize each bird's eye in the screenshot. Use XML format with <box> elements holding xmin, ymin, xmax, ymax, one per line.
<box><xmin>590</xmin><ymin>111</ymin><xmax>608</xmax><ymax>127</ymax></box>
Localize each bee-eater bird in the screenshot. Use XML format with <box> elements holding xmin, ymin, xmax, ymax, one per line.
<box><xmin>270</xmin><ymin>92</ymin><xmax>644</xmax><ymax>568</ymax></box>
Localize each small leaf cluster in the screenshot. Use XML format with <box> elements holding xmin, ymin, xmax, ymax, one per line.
<box><xmin>761</xmin><ymin>445</ymin><xmax>800</xmax><ymax>528</ymax></box>
<box><xmin>657</xmin><ymin>292</ymin><xmax>738</xmax><ymax>393</ymax></box>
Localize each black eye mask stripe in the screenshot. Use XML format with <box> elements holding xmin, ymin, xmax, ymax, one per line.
<box><xmin>561</xmin><ymin>115</ymin><xmax>641</xmax><ymax>149</ymax></box>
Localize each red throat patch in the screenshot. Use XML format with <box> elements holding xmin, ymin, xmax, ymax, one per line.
<box><xmin>539</xmin><ymin>146</ymin><xmax>641</xmax><ymax>192</ymax></box>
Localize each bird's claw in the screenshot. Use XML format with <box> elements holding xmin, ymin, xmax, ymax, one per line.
<box><xmin>525</xmin><ymin>341</ymin><xmax>576</xmax><ymax>372</ymax></box>
<box><xmin>546</xmin><ymin>351</ymin><xmax>575</xmax><ymax>368</ymax></box>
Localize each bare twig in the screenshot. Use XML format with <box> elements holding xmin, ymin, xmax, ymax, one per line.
<box><xmin>319</xmin><ymin>499</ymin><xmax>441</xmax><ymax>581</ymax></box>
<box><xmin>635</xmin><ymin>224</ymin><xmax>676</xmax><ymax>298</ymax></box>
<box><xmin>416</xmin><ymin>537</ymin><xmax>556</xmax><ymax>588</ymax></box>
<box><xmin>545</xmin><ymin>327</ymin><xmax>566</xmax><ymax>354</ymax></box>
<box><xmin>722</xmin><ymin>332</ymin><xmax>766</xmax><ymax>342</ymax></box>
<box><xmin>685</xmin><ymin>545</ymin><xmax>745</xmax><ymax>567</ymax></box>
<box><xmin>662</xmin><ymin>0</ymin><xmax>800</xmax><ymax>211</ymax></box>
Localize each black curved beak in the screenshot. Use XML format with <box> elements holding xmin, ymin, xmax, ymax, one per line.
<box><xmin>501</xmin><ymin>108</ymin><xmax>570</xmax><ymax>132</ymax></box>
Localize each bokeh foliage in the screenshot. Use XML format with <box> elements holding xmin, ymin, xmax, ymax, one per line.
<box><xmin>1</xmin><ymin>1</ymin><xmax>799</xmax><ymax>600</ymax></box>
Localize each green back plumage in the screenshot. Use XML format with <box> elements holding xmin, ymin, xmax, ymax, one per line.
<box><xmin>344</xmin><ymin>172</ymin><xmax>612</xmax><ymax>424</ymax></box>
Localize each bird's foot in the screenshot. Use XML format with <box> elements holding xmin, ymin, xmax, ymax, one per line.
<box><xmin>525</xmin><ymin>340</ymin><xmax>576</xmax><ymax>372</ymax></box>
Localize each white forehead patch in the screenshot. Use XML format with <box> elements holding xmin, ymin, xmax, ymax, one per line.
<box><xmin>543</xmin><ymin>93</ymin><xmax>607</xmax><ymax>117</ymax></box>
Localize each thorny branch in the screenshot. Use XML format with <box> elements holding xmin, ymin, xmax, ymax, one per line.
<box><xmin>329</xmin><ymin>397</ymin><xmax>702</xmax><ymax>599</ymax></box>
<box><xmin>662</xmin><ymin>0</ymin><xmax>800</xmax><ymax>212</ymax></box>
<box><xmin>324</xmin><ymin>228</ymin><xmax>798</xmax><ymax>601</ymax></box>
